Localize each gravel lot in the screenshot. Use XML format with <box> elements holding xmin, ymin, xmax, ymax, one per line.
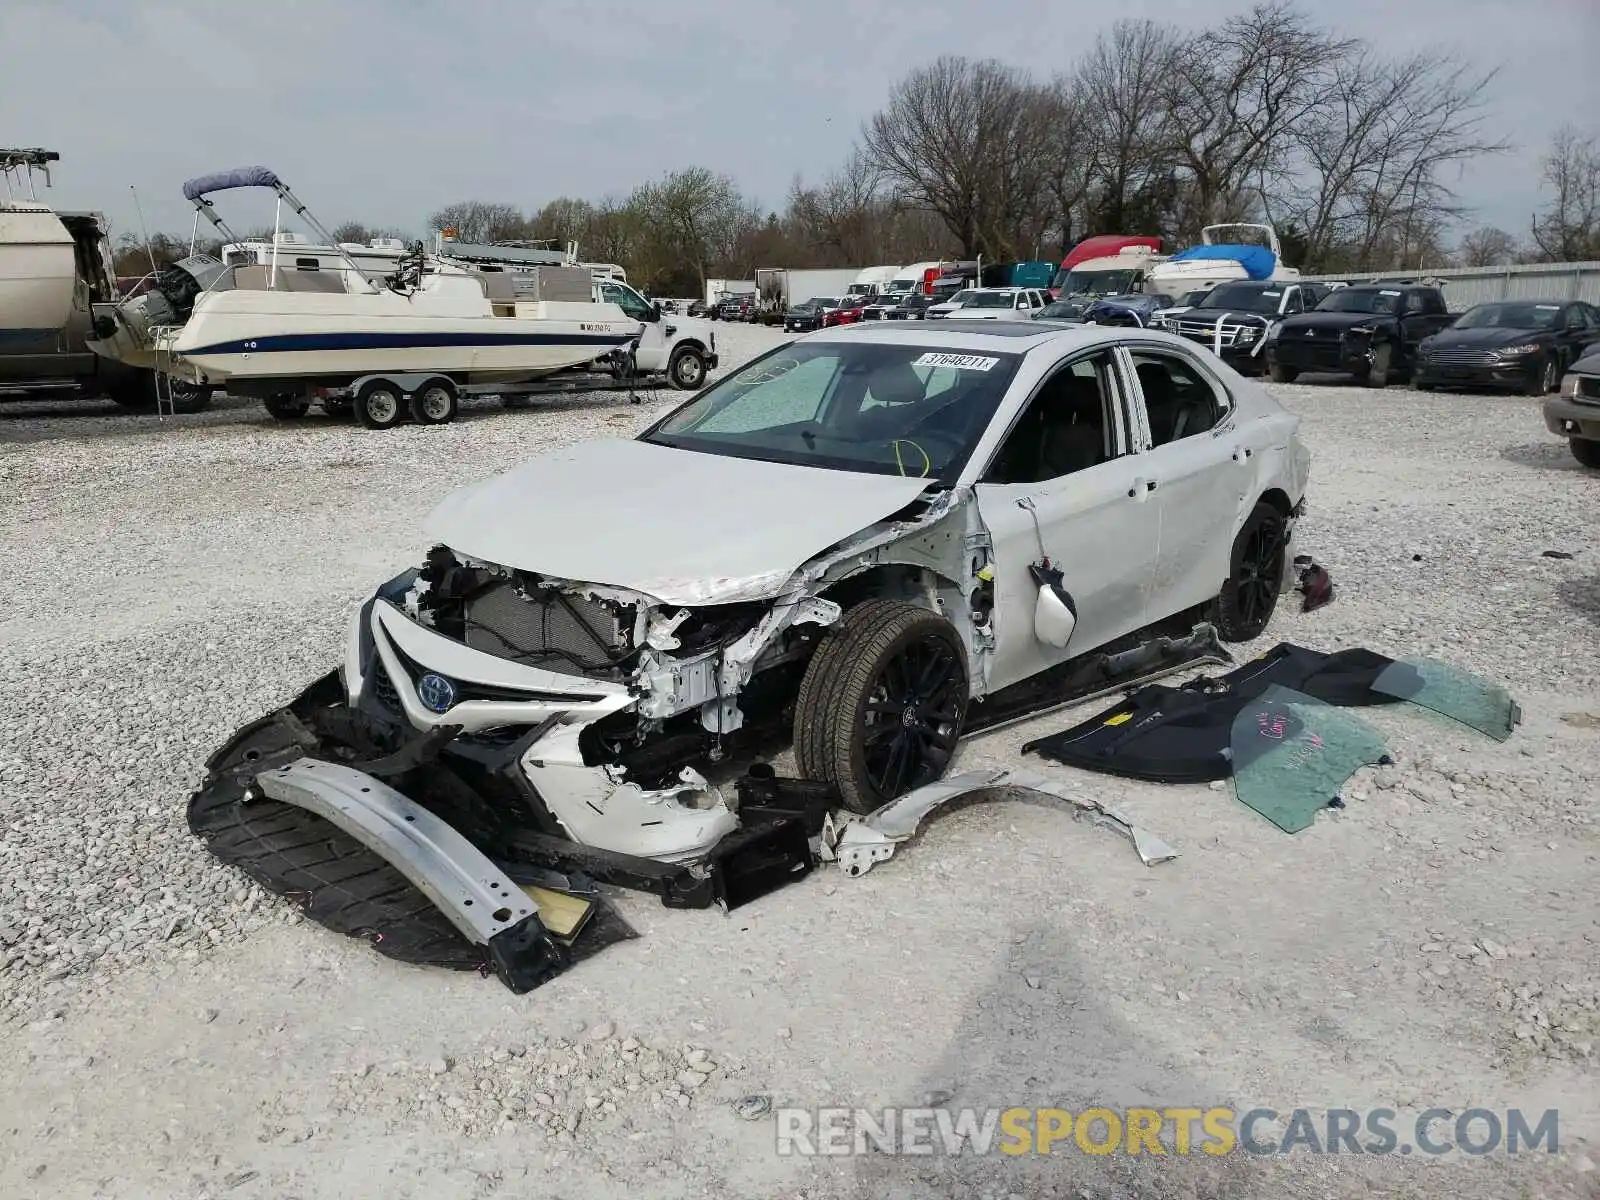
<box><xmin>1</xmin><ymin>322</ymin><xmax>1597</xmax><ymax>1199</ymax></box>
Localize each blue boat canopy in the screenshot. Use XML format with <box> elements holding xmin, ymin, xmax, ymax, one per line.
<box><xmin>1171</xmin><ymin>243</ymin><xmax>1277</xmax><ymax>280</ymax></box>
<box><xmin>182</xmin><ymin>166</ymin><xmax>283</xmax><ymax>202</ymax></box>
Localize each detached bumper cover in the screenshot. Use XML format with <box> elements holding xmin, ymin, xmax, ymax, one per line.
<box><xmin>253</xmin><ymin>756</ymin><xmax>561</xmax><ymax>992</ymax></box>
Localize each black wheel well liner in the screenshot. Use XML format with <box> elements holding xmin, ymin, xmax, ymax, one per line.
<box><xmin>1256</xmin><ymin>488</ymin><xmax>1294</xmax><ymax>519</ymax></box>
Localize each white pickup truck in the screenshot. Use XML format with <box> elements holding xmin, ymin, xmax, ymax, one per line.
<box><xmin>595</xmin><ymin>277</ymin><xmax>718</xmax><ymax>389</ymax></box>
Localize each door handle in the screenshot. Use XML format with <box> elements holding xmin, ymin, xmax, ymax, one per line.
<box><xmin>1129</xmin><ymin>479</ymin><xmax>1158</xmax><ymax>497</ymax></box>
<box><xmin>1233</xmin><ymin>447</ymin><xmax>1253</xmax><ymax>462</ymax></box>
<box><xmin>1146</xmin><ymin>479</ymin><xmax>1158</xmax><ymax>491</ymax></box>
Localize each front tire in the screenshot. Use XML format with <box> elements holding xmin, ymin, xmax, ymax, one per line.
<box><xmin>1528</xmin><ymin>355</ymin><xmax>1559</xmax><ymax>396</ymax></box>
<box><xmin>1208</xmin><ymin>502</ymin><xmax>1288</xmax><ymax>642</ymax></box>
<box><xmin>1571</xmin><ymin>438</ymin><xmax>1600</xmax><ymax>469</ymax></box>
<box><xmin>667</xmin><ymin>345</ymin><xmax>707</xmax><ymax>390</ymax></box>
<box><xmin>1268</xmin><ymin>360</ymin><xmax>1299</xmax><ymax>383</ymax></box>
<box><xmin>1363</xmin><ymin>343</ymin><xmax>1391</xmax><ymax>388</ymax></box>
<box><xmin>355</xmin><ymin>379</ymin><xmax>405</xmax><ymax>430</ymax></box>
<box><xmin>793</xmin><ymin>599</ymin><xmax>969</xmax><ymax>814</ymax></box>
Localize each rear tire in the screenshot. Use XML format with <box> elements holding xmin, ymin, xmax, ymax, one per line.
<box><xmin>264</xmin><ymin>395</ymin><xmax>310</xmax><ymax>420</ymax></box>
<box><xmin>410</xmin><ymin>378</ymin><xmax>458</xmax><ymax>425</ymax></box>
<box><xmin>793</xmin><ymin>599</ymin><xmax>969</xmax><ymax>814</ymax></box>
<box><xmin>355</xmin><ymin>379</ymin><xmax>405</xmax><ymax>429</ymax></box>
<box><xmin>1208</xmin><ymin>502</ymin><xmax>1288</xmax><ymax>642</ymax></box>
<box><xmin>1269</xmin><ymin>361</ymin><xmax>1299</xmax><ymax>384</ymax></box>
<box><xmin>1571</xmin><ymin>438</ymin><xmax>1600</xmax><ymax>469</ymax></box>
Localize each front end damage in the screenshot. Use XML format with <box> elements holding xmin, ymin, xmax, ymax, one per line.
<box><xmin>189</xmin><ymin>489</ymin><xmax>979</xmax><ymax>988</ymax></box>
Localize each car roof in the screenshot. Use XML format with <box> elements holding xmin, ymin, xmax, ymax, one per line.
<box><xmin>802</xmin><ymin>320</ymin><xmax>1122</xmax><ymax>352</ymax></box>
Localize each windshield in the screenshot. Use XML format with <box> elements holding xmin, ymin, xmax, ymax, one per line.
<box><xmin>640</xmin><ymin>340</ymin><xmax>1023</xmax><ymax>480</ymax></box>
<box><xmin>1200</xmin><ymin>284</ymin><xmax>1283</xmax><ymax>314</ymax></box>
<box><xmin>1316</xmin><ymin>289</ymin><xmax>1401</xmax><ymax>315</ymax></box>
<box><xmin>1452</xmin><ymin>303</ymin><xmax>1561</xmax><ymax>331</ymax></box>
<box><xmin>1049</xmin><ymin>267</ymin><xmax>1143</xmax><ymax>296</ymax></box>
<box><xmin>1037</xmin><ymin>302</ymin><xmax>1080</xmax><ymax>318</ymax></box>
<box><xmin>887</xmin><ymin>278</ymin><xmax>916</xmax><ymax>292</ymax></box>
<box><xmin>967</xmin><ymin>292</ymin><xmax>1017</xmax><ymax>309</ymax></box>
<box><xmin>943</xmin><ymin>290</ymin><xmax>976</xmax><ymax>305</ymax></box>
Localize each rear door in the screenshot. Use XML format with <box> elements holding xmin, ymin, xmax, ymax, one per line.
<box><xmin>1117</xmin><ymin>343</ymin><xmax>1252</xmax><ymax>618</ymax></box>
<box><xmin>973</xmin><ymin>347</ymin><xmax>1159</xmax><ymax>692</ymax></box>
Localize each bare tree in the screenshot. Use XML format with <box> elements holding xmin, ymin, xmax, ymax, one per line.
<box><xmin>1456</xmin><ymin>225</ymin><xmax>1519</xmax><ymax>266</ymax></box>
<box><xmin>1530</xmin><ymin>127</ymin><xmax>1600</xmax><ymax>262</ymax></box>
<box><xmin>527</xmin><ymin>197</ymin><xmax>595</xmax><ymax>246</ymax></box>
<box><xmin>788</xmin><ymin>149</ymin><xmax>885</xmax><ymax>263</ymax></box>
<box><xmin>1160</xmin><ymin>3</ymin><xmax>1352</xmax><ymax>238</ymax></box>
<box><xmin>1272</xmin><ymin>49</ymin><xmax>1506</xmax><ymax>271</ymax></box>
<box><xmin>425</xmin><ymin>201</ymin><xmax>528</xmax><ymax>242</ymax></box>
<box><xmin>632</xmin><ymin>167</ymin><xmax>750</xmax><ymax>291</ymax></box>
<box><xmin>1034</xmin><ymin>79</ymin><xmax>1099</xmax><ymax>257</ymax></box>
<box><xmin>861</xmin><ymin>56</ymin><xmax>1045</xmax><ymax>258</ymax></box>
<box><xmin>1075</xmin><ymin>20</ymin><xmax>1182</xmax><ymax>235</ymax></box>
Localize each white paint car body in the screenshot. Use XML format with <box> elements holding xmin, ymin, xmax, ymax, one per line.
<box><xmin>943</xmin><ymin>288</ymin><xmax>1051</xmax><ymax>319</ymax></box>
<box><xmin>333</xmin><ymin>321</ymin><xmax>1309</xmax><ymax>864</ymax></box>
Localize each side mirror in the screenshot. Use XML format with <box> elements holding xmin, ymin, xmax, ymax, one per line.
<box><xmin>649</xmin><ymin>302</ymin><xmax>662</xmax><ymax>321</ymax></box>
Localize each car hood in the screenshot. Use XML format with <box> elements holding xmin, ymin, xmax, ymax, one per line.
<box><xmin>1427</xmin><ymin>326</ymin><xmax>1551</xmax><ymax>348</ymax></box>
<box><xmin>424</xmin><ymin>438</ymin><xmax>936</xmax><ymax>606</ymax></box>
<box><xmin>1178</xmin><ymin>306</ymin><xmax>1275</xmax><ymax>324</ymax></box>
<box><xmin>1280</xmin><ymin>311</ymin><xmax>1388</xmax><ymax>331</ymax></box>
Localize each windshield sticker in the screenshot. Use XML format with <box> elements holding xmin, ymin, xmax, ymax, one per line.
<box><xmin>1535</xmin><ymin>304</ymin><xmax>1559</xmax><ymax>310</ymax></box>
<box><xmin>913</xmin><ymin>352</ymin><xmax>999</xmax><ymax>371</ymax></box>
<box><xmin>1261</xmin><ymin>290</ymin><xmax>1281</xmax><ymax>298</ymax></box>
<box><xmin>1379</xmin><ymin>289</ymin><xmax>1402</xmax><ymax>297</ymax></box>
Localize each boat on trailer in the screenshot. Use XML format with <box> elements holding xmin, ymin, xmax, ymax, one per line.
<box><xmin>148</xmin><ymin>168</ymin><xmax>640</xmax><ymax>408</ymax></box>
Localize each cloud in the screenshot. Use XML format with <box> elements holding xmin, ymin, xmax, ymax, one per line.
<box><xmin>4</xmin><ymin>0</ymin><xmax>1596</xmax><ymax>245</ymax></box>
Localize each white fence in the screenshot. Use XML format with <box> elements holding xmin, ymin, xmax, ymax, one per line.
<box><xmin>1297</xmin><ymin>261</ymin><xmax>1600</xmax><ymax>309</ymax></box>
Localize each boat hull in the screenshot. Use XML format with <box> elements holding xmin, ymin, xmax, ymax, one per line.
<box><xmin>170</xmin><ymin>287</ymin><xmax>638</xmax><ymax>387</ymax></box>
<box><xmin>1</xmin><ymin>207</ymin><xmax>77</xmax><ymax>346</ymax></box>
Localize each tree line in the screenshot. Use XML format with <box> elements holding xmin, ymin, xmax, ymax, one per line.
<box><xmin>114</xmin><ymin>2</ymin><xmax>1599</xmax><ymax>292</ymax></box>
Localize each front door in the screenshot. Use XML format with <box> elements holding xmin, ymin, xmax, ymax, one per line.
<box><xmin>599</xmin><ymin>280</ymin><xmax>663</xmax><ymax>369</ymax></box>
<box><xmin>1119</xmin><ymin>344</ymin><xmax>1250</xmax><ymax>617</ymax></box>
<box><xmin>973</xmin><ymin>348</ymin><xmax>1160</xmax><ymax>693</ymax></box>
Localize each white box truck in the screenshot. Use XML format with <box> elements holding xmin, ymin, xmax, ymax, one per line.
<box><xmin>755</xmin><ymin>267</ymin><xmax>863</xmax><ymax>316</ymax></box>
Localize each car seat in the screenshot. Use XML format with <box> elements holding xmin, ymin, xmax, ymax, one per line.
<box><xmin>1035</xmin><ymin>373</ymin><xmax>1106</xmax><ymax>478</ymax></box>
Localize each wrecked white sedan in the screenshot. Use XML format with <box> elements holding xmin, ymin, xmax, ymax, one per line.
<box><xmin>191</xmin><ymin>321</ymin><xmax>1309</xmax><ymax>989</ymax></box>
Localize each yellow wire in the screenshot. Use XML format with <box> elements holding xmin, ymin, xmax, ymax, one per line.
<box><xmin>890</xmin><ymin>439</ymin><xmax>932</xmax><ymax>477</ymax></box>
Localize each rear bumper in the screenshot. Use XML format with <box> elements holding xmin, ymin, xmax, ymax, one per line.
<box><xmin>1543</xmin><ymin>393</ymin><xmax>1600</xmax><ymax>440</ymax></box>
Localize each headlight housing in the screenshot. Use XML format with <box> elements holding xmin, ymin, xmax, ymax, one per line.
<box><xmin>1346</xmin><ymin>324</ymin><xmax>1376</xmax><ymax>336</ymax></box>
<box><xmin>1496</xmin><ymin>343</ymin><xmax>1541</xmax><ymax>358</ymax></box>
<box><xmin>1236</xmin><ymin>325</ymin><xmax>1260</xmax><ymax>342</ymax></box>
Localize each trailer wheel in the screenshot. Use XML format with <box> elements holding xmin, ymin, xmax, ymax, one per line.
<box><xmin>264</xmin><ymin>395</ymin><xmax>311</xmax><ymax>420</ymax></box>
<box><xmin>668</xmin><ymin>345</ymin><xmax>707</xmax><ymax>390</ymax></box>
<box><xmin>355</xmin><ymin>379</ymin><xmax>406</xmax><ymax>429</ymax></box>
<box><xmin>411</xmin><ymin>378</ymin><xmax>459</xmax><ymax>425</ymax></box>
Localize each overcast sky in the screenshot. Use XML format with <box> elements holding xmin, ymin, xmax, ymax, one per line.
<box><xmin>5</xmin><ymin>0</ymin><xmax>1597</xmax><ymax>249</ymax></box>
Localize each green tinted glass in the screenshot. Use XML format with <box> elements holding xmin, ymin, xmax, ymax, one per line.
<box><xmin>1371</xmin><ymin>658</ymin><xmax>1520</xmax><ymax>742</ymax></box>
<box><xmin>1230</xmin><ymin>685</ymin><xmax>1390</xmax><ymax>833</ymax></box>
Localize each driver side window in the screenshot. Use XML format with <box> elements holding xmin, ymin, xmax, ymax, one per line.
<box><xmin>601</xmin><ymin>281</ymin><xmax>651</xmax><ymax>320</ymax></box>
<box><xmin>983</xmin><ymin>352</ymin><xmax>1120</xmax><ymax>485</ymax></box>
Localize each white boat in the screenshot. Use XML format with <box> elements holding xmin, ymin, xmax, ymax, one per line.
<box><xmin>1145</xmin><ymin>224</ymin><xmax>1300</xmax><ymax>297</ymax></box>
<box><xmin>1</xmin><ymin>150</ymin><xmax>78</xmax><ymax>350</ymax></box>
<box><xmin>147</xmin><ymin>168</ymin><xmax>640</xmax><ymax>394</ymax></box>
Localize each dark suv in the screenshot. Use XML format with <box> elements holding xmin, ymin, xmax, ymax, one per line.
<box><xmin>714</xmin><ymin>294</ymin><xmax>757</xmax><ymax>322</ymax></box>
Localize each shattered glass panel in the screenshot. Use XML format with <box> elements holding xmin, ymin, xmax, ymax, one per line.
<box><xmin>1230</xmin><ymin>685</ymin><xmax>1390</xmax><ymax>834</ymax></box>
<box><xmin>1371</xmin><ymin>657</ymin><xmax>1519</xmax><ymax>742</ymax></box>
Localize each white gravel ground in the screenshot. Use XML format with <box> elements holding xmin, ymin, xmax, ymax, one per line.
<box><xmin>1</xmin><ymin>322</ymin><xmax>1597</xmax><ymax>1198</ymax></box>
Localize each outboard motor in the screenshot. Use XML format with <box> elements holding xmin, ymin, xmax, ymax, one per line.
<box><xmin>88</xmin><ymin>253</ymin><xmax>231</xmax><ymax>359</ymax></box>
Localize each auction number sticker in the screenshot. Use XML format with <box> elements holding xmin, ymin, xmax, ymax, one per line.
<box><xmin>914</xmin><ymin>352</ymin><xmax>999</xmax><ymax>371</ymax></box>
